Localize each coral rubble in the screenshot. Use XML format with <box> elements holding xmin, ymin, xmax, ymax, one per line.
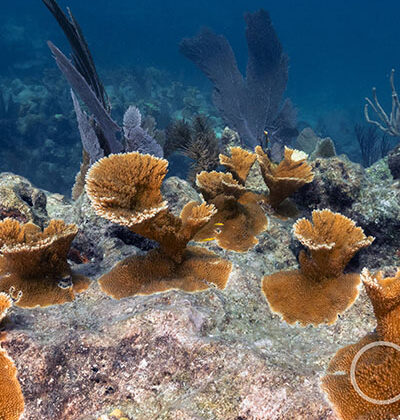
<box><xmin>262</xmin><ymin>209</ymin><xmax>374</xmax><ymax>326</ymax></box>
<box><xmin>85</xmin><ymin>152</ymin><xmax>232</xmax><ymax>298</ymax></box>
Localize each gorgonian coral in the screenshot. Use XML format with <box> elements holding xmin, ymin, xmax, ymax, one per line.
<box><xmin>86</xmin><ymin>152</ymin><xmax>232</xmax><ymax>299</ymax></box>
<box><xmin>262</xmin><ymin>210</ymin><xmax>374</xmax><ymax>326</ymax></box>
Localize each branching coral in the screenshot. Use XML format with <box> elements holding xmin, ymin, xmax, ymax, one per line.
<box><xmin>255</xmin><ymin>145</ymin><xmax>314</xmax><ymax>210</ymax></box>
<box><xmin>365</xmin><ymin>69</ymin><xmax>400</xmax><ymax>137</ymax></box>
<box><xmin>85</xmin><ymin>152</ymin><xmax>232</xmax><ymax>298</ymax></box>
<box><xmin>0</xmin><ymin>218</ymin><xmax>89</xmax><ymax>308</ymax></box>
<box><xmin>322</xmin><ymin>268</ymin><xmax>400</xmax><ymax>420</ymax></box>
<box><xmin>194</xmin><ymin>167</ymin><xmax>268</xmax><ymax>253</ymax></box>
<box><xmin>0</xmin><ymin>295</ymin><xmax>25</xmax><ymax>420</ymax></box>
<box><xmin>262</xmin><ymin>210</ymin><xmax>374</xmax><ymax>326</ymax></box>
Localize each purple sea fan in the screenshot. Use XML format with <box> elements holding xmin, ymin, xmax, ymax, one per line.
<box><xmin>180</xmin><ymin>9</ymin><xmax>297</xmax><ymax>151</ymax></box>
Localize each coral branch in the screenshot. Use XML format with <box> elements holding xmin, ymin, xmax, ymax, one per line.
<box><xmin>365</xmin><ymin>69</ymin><xmax>400</xmax><ymax>136</ymax></box>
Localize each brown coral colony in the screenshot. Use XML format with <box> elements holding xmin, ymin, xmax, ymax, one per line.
<box><xmin>0</xmin><ymin>218</ymin><xmax>89</xmax><ymax>308</ymax></box>
<box><xmin>322</xmin><ymin>269</ymin><xmax>400</xmax><ymax>420</ymax></box>
<box><xmin>262</xmin><ymin>210</ymin><xmax>374</xmax><ymax>326</ymax></box>
<box><xmin>85</xmin><ymin>152</ymin><xmax>232</xmax><ymax>298</ymax></box>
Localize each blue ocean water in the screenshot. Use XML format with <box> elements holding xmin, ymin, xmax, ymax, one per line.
<box><xmin>1</xmin><ymin>0</ymin><xmax>400</xmax><ymax>191</ymax></box>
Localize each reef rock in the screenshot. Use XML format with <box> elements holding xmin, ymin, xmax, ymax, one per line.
<box><xmin>388</xmin><ymin>144</ymin><xmax>400</xmax><ymax>179</ymax></box>
<box><xmin>0</xmin><ymin>173</ymin><xmax>47</xmax><ymax>225</ymax></box>
<box><xmin>295</xmin><ymin>155</ymin><xmax>365</xmax><ymax>212</ymax></box>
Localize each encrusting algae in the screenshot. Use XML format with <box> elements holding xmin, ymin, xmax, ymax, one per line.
<box><xmin>262</xmin><ymin>209</ymin><xmax>374</xmax><ymax>326</ymax></box>
<box><xmin>0</xmin><ymin>218</ymin><xmax>89</xmax><ymax>308</ymax></box>
<box><xmin>322</xmin><ymin>268</ymin><xmax>400</xmax><ymax>420</ymax></box>
<box><xmin>85</xmin><ymin>152</ymin><xmax>232</xmax><ymax>299</ymax></box>
<box><xmin>0</xmin><ymin>293</ymin><xmax>24</xmax><ymax>420</ymax></box>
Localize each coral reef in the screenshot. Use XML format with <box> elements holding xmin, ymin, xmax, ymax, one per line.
<box><xmin>296</xmin><ymin>155</ymin><xmax>365</xmax><ymax>212</ymax></box>
<box><xmin>322</xmin><ymin>268</ymin><xmax>400</xmax><ymax>420</ymax></box>
<box><xmin>0</xmin><ymin>218</ymin><xmax>89</xmax><ymax>308</ymax></box>
<box><xmin>255</xmin><ymin>145</ymin><xmax>314</xmax><ymax>211</ymax></box>
<box><xmin>0</xmin><ymin>163</ymin><xmax>398</xmax><ymax>418</ymax></box>
<box><xmin>180</xmin><ymin>9</ymin><xmax>297</xmax><ymax>151</ymax></box>
<box><xmin>85</xmin><ymin>152</ymin><xmax>232</xmax><ymax>298</ymax></box>
<box><xmin>262</xmin><ymin>209</ymin><xmax>374</xmax><ymax>326</ymax></box>
<box><xmin>354</xmin><ymin>123</ymin><xmax>391</xmax><ymax>167</ymax></box>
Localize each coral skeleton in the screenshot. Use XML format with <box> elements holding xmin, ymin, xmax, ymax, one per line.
<box><xmin>0</xmin><ymin>218</ymin><xmax>89</xmax><ymax>308</ymax></box>
<box><xmin>85</xmin><ymin>152</ymin><xmax>232</xmax><ymax>299</ymax></box>
<box><xmin>262</xmin><ymin>210</ymin><xmax>374</xmax><ymax>326</ymax></box>
<box><xmin>365</xmin><ymin>68</ymin><xmax>400</xmax><ymax>137</ymax></box>
<box><xmin>322</xmin><ymin>268</ymin><xmax>400</xmax><ymax>420</ymax></box>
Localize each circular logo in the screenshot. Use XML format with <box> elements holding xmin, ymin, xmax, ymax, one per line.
<box><xmin>350</xmin><ymin>340</ymin><xmax>400</xmax><ymax>405</ymax></box>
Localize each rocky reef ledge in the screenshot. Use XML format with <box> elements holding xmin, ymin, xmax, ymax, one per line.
<box><xmin>1</xmin><ymin>155</ymin><xmax>399</xmax><ymax>420</ymax></box>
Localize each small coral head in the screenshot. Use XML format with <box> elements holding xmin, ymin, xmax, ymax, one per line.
<box><xmin>256</xmin><ymin>145</ymin><xmax>314</xmax><ymax>209</ymax></box>
<box><xmin>219</xmin><ymin>146</ymin><xmax>256</xmax><ymax>184</ymax></box>
<box><xmin>85</xmin><ymin>152</ymin><xmax>169</xmax><ymax>227</ymax></box>
<box><xmin>294</xmin><ymin>209</ymin><xmax>374</xmax><ymax>280</ymax></box>
<box><xmin>195</xmin><ymin>171</ymin><xmax>245</xmax><ymax>201</ymax></box>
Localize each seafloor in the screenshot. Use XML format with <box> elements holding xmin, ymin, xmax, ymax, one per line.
<box><xmin>1</xmin><ymin>150</ymin><xmax>399</xmax><ymax>419</ymax></box>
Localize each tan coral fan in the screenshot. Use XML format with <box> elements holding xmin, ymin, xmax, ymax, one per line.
<box><xmin>321</xmin><ymin>268</ymin><xmax>400</xmax><ymax>420</ymax></box>
<box><xmin>256</xmin><ymin>145</ymin><xmax>314</xmax><ymax>209</ymax></box>
<box><xmin>294</xmin><ymin>209</ymin><xmax>374</xmax><ymax>280</ymax></box>
<box><xmin>98</xmin><ymin>246</ymin><xmax>232</xmax><ymax>299</ymax></box>
<box><xmin>85</xmin><ymin>152</ymin><xmax>232</xmax><ymax>298</ymax></box>
<box><xmin>0</xmin><ymin>347</ymin><xmax>25</xmax><ymax>420</ymax></box>
<box><xmin>0</xmin><ymin>218</ymin><xmax>89</xmax><ymax>308</ymax></box>
<box><xmin>85</xmin><ymin>152</ymin><xmax>169</xmax><ymax>226</ymax></box>
<box><xmin>262</xmin><ymin>210</ymin><xmax>373</xmax><ymax>326</ymax></box>
<box><xmin>196</xmin><ymin>171</ymin><xmax>245</xmax><ymax>201</ymax></box>
<box><xmin>86</xmin><ymin>152</ymin><xmax>218</xmax><ymax>263</ymax></box>
<box><xmin>219</xmin><ymin>147</ymin><xmax>256</xmax><ymax>184</ymax></box>
<box><xmin>195</xmin><ymin>192</ymin><xmax>268</xmax><ymax>253</ymax></box>
<box><xmin>0</xmin><ymin>292</ymin><xmax>12</xmax><ymax>323</ymax></box>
